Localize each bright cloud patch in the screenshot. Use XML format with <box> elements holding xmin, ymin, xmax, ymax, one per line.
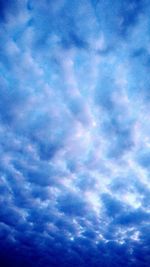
<box><xmin>0</xmin><ymin>0</ymin><xmax>150</xmax><ymax>266</ymax></box>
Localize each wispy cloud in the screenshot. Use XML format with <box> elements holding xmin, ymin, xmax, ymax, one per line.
<box><xmin>0</xmin><ymin>0</ymin><xmax>150</xmax><ymax>266</ymax></box>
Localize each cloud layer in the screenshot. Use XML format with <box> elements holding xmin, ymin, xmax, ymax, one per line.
<box><xmin>0</xmin><ymin>0</ymin><xmax>150</xmax><ymax>266</ymax></box>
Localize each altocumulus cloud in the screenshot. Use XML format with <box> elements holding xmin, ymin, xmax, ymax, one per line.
<box><xmin>0</xmin><ymin>0</ymin><xmax>150</xmax><ymax>266</ymax></box>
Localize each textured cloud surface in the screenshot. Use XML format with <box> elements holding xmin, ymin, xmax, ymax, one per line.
<box><xmin>0</xmin><ymin>0</ymin><xmax>150</xmax><ymax>266</ymax></box>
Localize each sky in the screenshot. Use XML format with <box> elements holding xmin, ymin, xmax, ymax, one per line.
<box><xmin>0</xmin><ymin>0</ymin><xmax>150</xmax><ymax>266</ymax></box>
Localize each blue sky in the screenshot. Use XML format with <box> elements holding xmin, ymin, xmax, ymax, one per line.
<box><xmin>0</xmin><ymin>0</ymin><xmax>150</xmax><ymax>266</ymax></box>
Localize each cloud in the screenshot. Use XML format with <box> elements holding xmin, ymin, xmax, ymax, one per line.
<box><xmin>0</xmin><ymin>0</ymin><xmax>150</xmax><ymax>266</ymax></box>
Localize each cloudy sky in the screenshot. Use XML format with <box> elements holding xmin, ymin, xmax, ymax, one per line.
<box><xmin>0</xmin><ymin>0</ymin><xmax>150</xmax><ymax>266</ymax></box>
